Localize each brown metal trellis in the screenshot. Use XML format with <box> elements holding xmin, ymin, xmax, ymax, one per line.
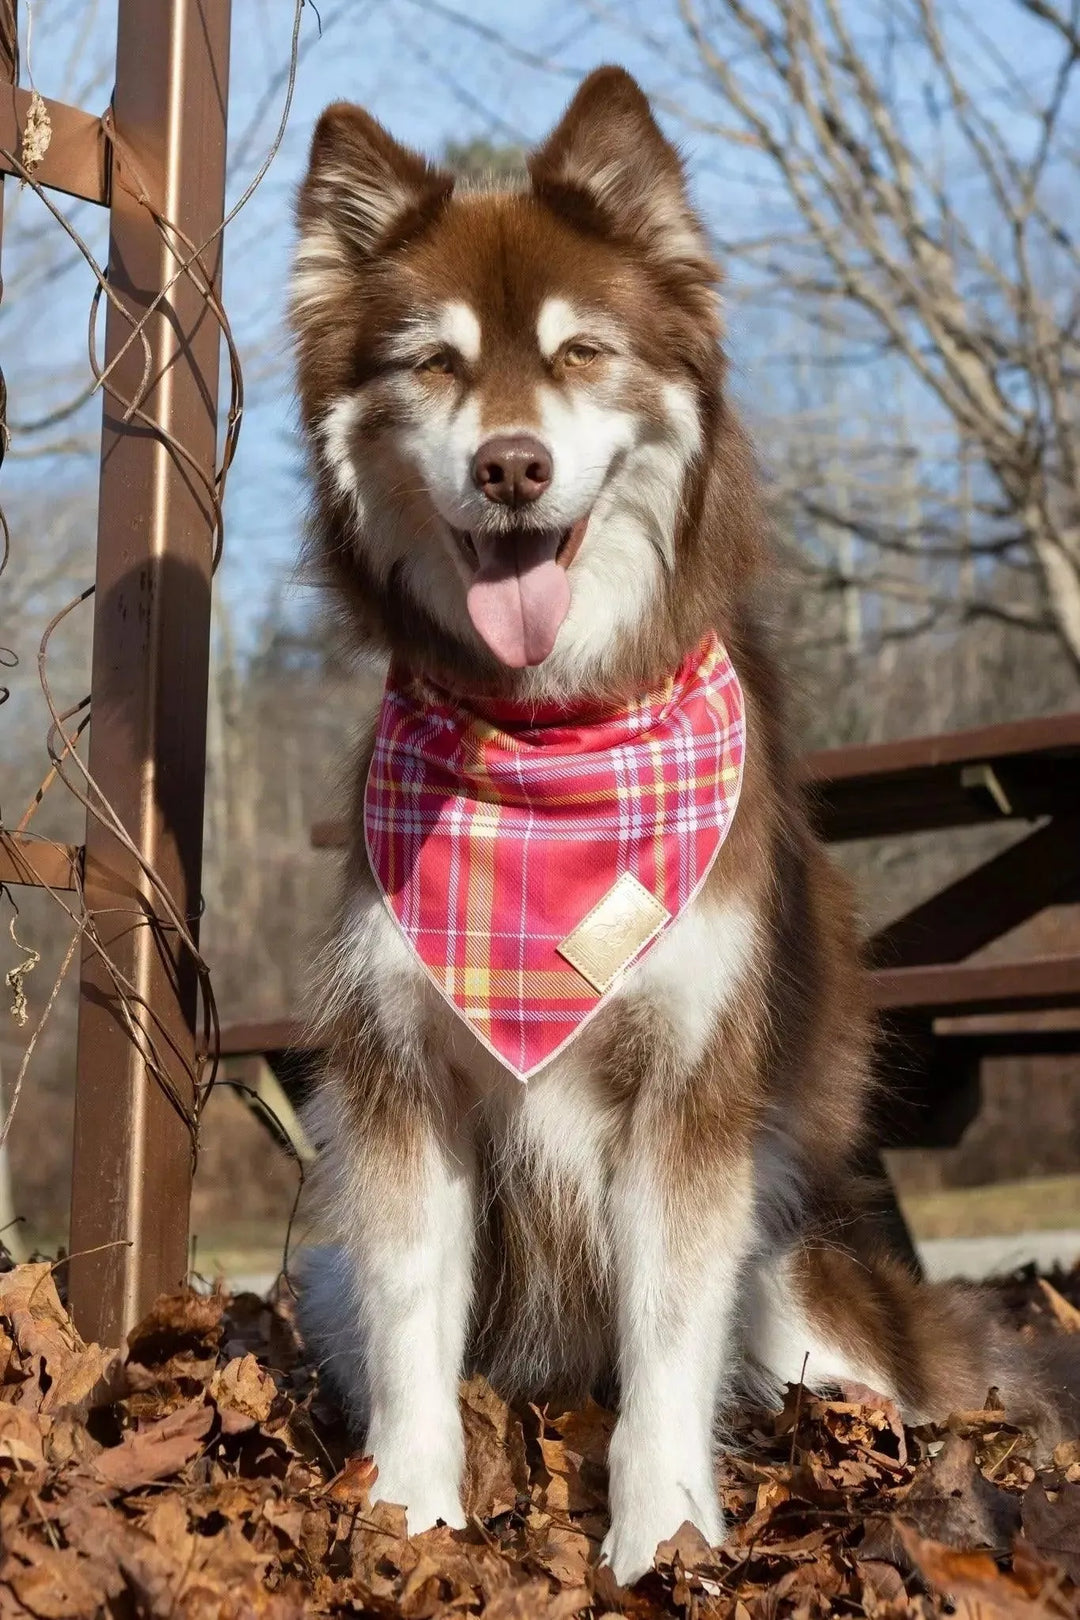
<box><xmin>0</xmin><ymin>0</ymin><xmax>233</xmax><ymax>1344</ymax></box>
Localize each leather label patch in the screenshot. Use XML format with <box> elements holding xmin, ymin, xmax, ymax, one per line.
<box><xmin>556</xmin><ymin>871</ymin><xmax>671</xmax><ymax>994</ymax></box>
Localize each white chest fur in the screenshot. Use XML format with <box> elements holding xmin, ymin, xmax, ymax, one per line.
<box><xmin>323</xmin><ymin>873</ymin><xmax>757</xmax><ymax>1095</ymax></box>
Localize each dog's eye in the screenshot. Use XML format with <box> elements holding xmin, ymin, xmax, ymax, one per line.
<box><xmin>416</xmin><ymin>350</ymin><xmax>455</xmax><ymax>375</ymax></box>
<box><xmin>562</xmin><ymin>342</ymin><xmax>600</xmax><ymax>369</ymax></box>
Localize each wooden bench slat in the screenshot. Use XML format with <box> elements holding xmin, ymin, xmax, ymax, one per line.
<box><xmin>215</xmin><ymin>953</ymin><xmax>1080</xmax><ymax>1061</ymax></box>
<box><xmin>873</xmin><ymin>954</ymin><xmax>1080</xmax><ymax>1018</ymax></box>
<box><xmin>312</xmin><ymin>711</ymin><xmax>1080</xmax><ymax>847</ymax></box>
<box><xmin>0</xmin><ymin>832</ymin><xmax>81</xmax><ymax>891</ymax></box>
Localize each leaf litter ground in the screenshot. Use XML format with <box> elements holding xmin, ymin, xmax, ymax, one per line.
<box><xmin>2</xmin><ymin>1257</ymin><xmax>1080</xmax><ymax>1618</ymax></box>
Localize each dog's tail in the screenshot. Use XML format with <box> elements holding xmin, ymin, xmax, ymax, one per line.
<box><xmin>292</xmin><ymin>1244</ymin><xmax>369</xmax><ymax>1428</ymax></box>
<box><xmin>745</xmin><ymin>1240</ymin><xmax>1080</xmax><ymax>1446</ymax></box>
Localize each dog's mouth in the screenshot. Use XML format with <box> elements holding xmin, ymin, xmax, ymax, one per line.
<box><xmin>451</xmin><ymin>516</ymin><xmax>590</xmax><ymax>669</ymax></box>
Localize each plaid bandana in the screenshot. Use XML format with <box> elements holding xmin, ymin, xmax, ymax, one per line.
<box><xmin>364</xmin><ymin>634</ymin><xmax>745</xmax><ymax>1081</ymax></box>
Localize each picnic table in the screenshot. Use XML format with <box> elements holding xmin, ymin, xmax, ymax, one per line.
<box><xmin>212</xmin><ymin>713</ymin><xmax>1080</xmax><ymax>1203</ymax></box>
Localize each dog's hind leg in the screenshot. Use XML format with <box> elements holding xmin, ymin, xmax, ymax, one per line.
<box><xmin>600</xmin><ymin>1133</ymin><xmax>759</xmax><ymax>1586</ymax></box>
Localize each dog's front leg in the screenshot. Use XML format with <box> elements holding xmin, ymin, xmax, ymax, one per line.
<box><xmin>334</xmin><ymin>1106</ymin><xmax>476</xmax><ymax>1534</ymax></box>
<box><xmin>601</xmin><ymin>1131</ymin><xmax>756</xmax><ymax>1586</ymax></box>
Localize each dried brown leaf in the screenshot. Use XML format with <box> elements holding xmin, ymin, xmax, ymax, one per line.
<box><xmin>837</xmin><ymin>1381</ymin><xmax>909</xmax><ymax>1466</ymax></box>
<box><xmin>461</xmin><ymin>1374</ymin><xmax>529</xmax><ymax>1518</ymax></box>
<box><xmin>899</xmin><ymin>1524</ymin><xmax>1048</xmax><ymax>1618</ymax></box>
<box><xmin>1052</xmin><ymin>1437</ymin><xmax>1080</xmax><ymax>1472</ymax></box>
<box><xmin>409</xmin><ymin>1523</ymin><xmax>521</xmax><ymax>1603</ymax></box>
<box><xmin>1020</xmin><ymin>1481</ymin><xmax>1080</xmax><ymax>1583</ymax></box>
<box><xmin>0</xmin><ymin>1264</ymin><xmax>111</xmax><ymax>1414</ymax></box>
<box><xmin>93</xmin><ymin>1397</ymin><xmax>213</xmax><ymax>1489</ymax></box>
<box><xmin>549</xmin><ymin>1400</ymin><xmax>614</xmax><ymax>1469</ymax></box>
<box><xmin>857</xmin><ymin>1556</ymin><xmax>907</xmax><ymax>1605</ymax></box>
<box><xmin>104</xmin><ymin>1511</ymin><xmax>269</xmax><ymax>1617</ymax></box>
<box><xmin>125</xmin><ymin>1288</ymin><xmax>224</xmax><ymax>1369</ymax></box>
<box><xmin>349</xmin><ymin>1498</ymin><xmax>410</xmax><ymax>1587</ymax></box>
<box><xmin>3</xmin><ymin>1546</ymin><xmax>118</xmax><ymax>1619</ymax></box>
<box><xmin>263</xmin><ymin>1495</ymin><xmax>307</xmax><ymax>1550</ymax></box>
<box><xmin>1038</xmin><ymin>1281</ymin><xmax>1080</xmax><ymax>1334</ymax></box>
<box><xmin>482</xmin><ymin>1580</ymin><xmax>589</xmax><ymax>1619</ymax></box>
<box><xmin>0</xmin><ymin>1406</ymin><xmax>46</xmax><ymax>1471</ymax></box>
<box><xmin>535</xmin><ymin>1400</ymin><xmax>612</xmax><ymax>1514</ymax></box>
<box><xmin>653</xmin><ymin>1520</ymin><xmax>720</xmax><ymax>1571</ymax></box>
<box><xmin>183</xmin><ymin>1476</ymin><xmax>272</xmax><ymax>1526</ymax></box>
<box><xmin>42</xmin><ymin>1410</ymin><xmax>102</xmax><ymax>1470</ymax></box>
<box><xmin>900</xmin><ymin>1432</ymin><xmax>1022</xmax><ymax>1552</ymax></box>
<box><xmin>211</xmin><ymin>1352</ymin><xmax>277</xmax><ymax>1433</ymax></box>
<box><xmin>324</xmin><ymin>1452</ymin><xmax>378</xmax><ymax>1508</ymax></box>
<box><xmin>530</xmin><ymin>1523</ymin><xmax>594</xmax><ymax>1586</ymax></box>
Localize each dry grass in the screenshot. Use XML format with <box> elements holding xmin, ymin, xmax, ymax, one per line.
<box><xmin>901</xmin><ymin>1174</ymin><xmax>1080</xmax><ymax>1241</ymax></box>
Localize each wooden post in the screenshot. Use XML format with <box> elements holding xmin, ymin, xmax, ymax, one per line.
<box><xmin>68</xmin><ymin>0</ymin><xmax>231</xmax><ymax>1344</ymax></box>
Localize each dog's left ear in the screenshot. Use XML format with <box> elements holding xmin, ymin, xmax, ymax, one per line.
<box><xmin>529</xmin><ymin>67</ymin><xmax>716</xmax><ymax>285</ymax></box>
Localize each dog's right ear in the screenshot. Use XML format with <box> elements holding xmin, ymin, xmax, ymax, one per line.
<box><xmin>292</xmin><ymin>103</ymin><xmax>453</xmax><ymax>322</ymax></box>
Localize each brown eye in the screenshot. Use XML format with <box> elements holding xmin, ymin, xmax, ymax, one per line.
<box><xmin>562</xmin><ymin>342</ymin><xmax>600</xmax><ymax>369</ymax></box>
<box><xmin>417</xmin><ymin>350</ymin><xmax>455</xmax><ymax>375</ymax></box>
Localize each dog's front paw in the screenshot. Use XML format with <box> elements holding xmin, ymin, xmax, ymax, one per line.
<box><xmin>373</xmin><ymin>1467</ymin><xmax>466</xmax><ymax>1534</ymax></box>
<box><xmin>601</xmin><ymin>1483</ymin><xmax>725</xmax><ymax>1586</ymax></box>
<box><xmin>370</xmin><ymin>1440</ymin><xmax>466</xmax><ymax>1534</ymax></box>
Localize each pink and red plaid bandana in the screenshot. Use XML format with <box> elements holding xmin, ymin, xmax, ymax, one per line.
<box><xmin>364</xmin><ymin>634</ymin><xmax>745</xmax><ymax>1081</ymax></box>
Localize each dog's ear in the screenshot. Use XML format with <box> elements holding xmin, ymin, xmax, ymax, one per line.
<box><xmin>529</xmin><ymin>68</ymin><xmax>716</xmax><ymax>284</ymax></box>
<box><xmin>292</xmin><ymin>103</ymin><xmax>453</xmax><ymax>320</ymax></box>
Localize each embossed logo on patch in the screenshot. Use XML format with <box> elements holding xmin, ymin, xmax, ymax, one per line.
<box><xmin>556</xmin><ymin>871</ymin><xmax>671</xmax><ymax>994</ymax></box>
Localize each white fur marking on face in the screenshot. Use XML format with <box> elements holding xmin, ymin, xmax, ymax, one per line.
<box><xmin>536</xmin><ymin>296</ymin><xmax>586</xmax><ymax>359</ymax></box>
<box><xmin>317</xmin><ymin>394</ymin><xmax>366</xmax><ymax>505</ymax></box>
<box><xmin>440</xmin><ymin>301</ymin><xmax>481</xmax><ymax>363</ymax></box>
<box><xmin>385</xmin><ymin>304</ymin><xmax>482</xmax><ymax>367</ymax></box>
<box><xmin>661</xmin><ymin>380</ymin><xmax>703</xmax><ymax>463</ymax></box>
<box><xmin>529</xmin><ymin>375</ymin><xmax>702</xmax><ymax>691</ymax></box>
<box><xmin>535</xmin><ymin>378</ymin><xmax>638</xmax><ymax>525</ymax></box>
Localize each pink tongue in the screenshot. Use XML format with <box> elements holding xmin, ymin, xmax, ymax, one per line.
<box><xmin>466</xmin><ymin>530</ymin><xmax>570</xmax><ymax>668</ymax></box>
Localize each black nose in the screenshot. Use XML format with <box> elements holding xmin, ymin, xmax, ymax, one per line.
<box><xmin>471</xmin><ymin>434</ymin><xmax>553</xmax><ymax>506</ymax></box>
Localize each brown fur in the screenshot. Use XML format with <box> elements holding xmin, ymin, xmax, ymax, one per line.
<box><xmin>291</xmin><ymin>69</ymin><xmax>1073</xmax><ymax>1561</ymax></box>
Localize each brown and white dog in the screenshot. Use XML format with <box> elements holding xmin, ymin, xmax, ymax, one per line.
<box><xmin>291</xmin><ymin>69</ymin><xmax>1067</xmax><ymax>1584</ymax></box>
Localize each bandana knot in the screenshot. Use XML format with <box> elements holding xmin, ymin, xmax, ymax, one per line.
<box><xmin>365</xmin><ymin>633</ymin><xmax>745</xmax><ymax>1080</ymax></box>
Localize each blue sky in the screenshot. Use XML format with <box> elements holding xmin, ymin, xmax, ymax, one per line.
<box><xmin>9</xmin><ymin>0</ymin><xmax>693</xmax><ymax>637</ymax></box>
<box><xmin>3</xmin><ymin>0</ymin><xmax>1066</xmax><ymax>644</ymax></box>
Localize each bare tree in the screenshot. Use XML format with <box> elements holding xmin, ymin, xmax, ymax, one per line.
<box><xmin>413</xmin><ymin>0</ymin><xmax>1080</xmax><ymax>674</ymax></box>
<box><xmin>649</xmin><ymin>1</ymin><xmax>1080</xmax><ymax>668</ymax></box>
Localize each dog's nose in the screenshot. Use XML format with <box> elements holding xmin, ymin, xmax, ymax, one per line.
<box><xmin>472</xmin><ymin>435</ymin><xmax>553</xmax><ymax>506</ymax></box>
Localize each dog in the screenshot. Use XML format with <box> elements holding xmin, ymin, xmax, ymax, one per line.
<box><xmin>289</xmin><ymin>67</ymin><xmax>1071</xmax><ymax>1585</ymax></box>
